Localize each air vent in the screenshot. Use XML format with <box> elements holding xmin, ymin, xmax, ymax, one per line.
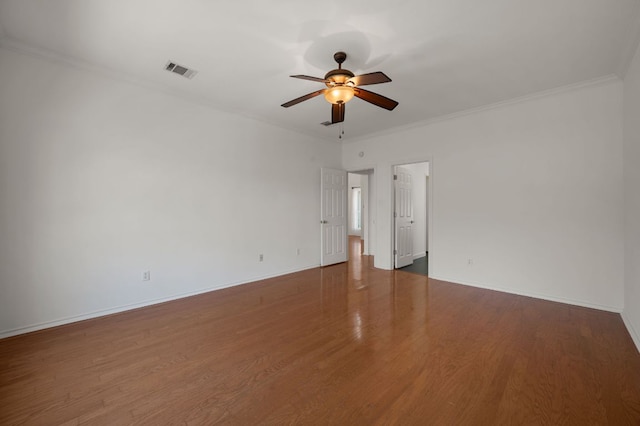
<box><xmin>320</xmin><ymin>121</ymin><xmax>334</xmax><ymax>126</ymax></box>
<box><xmin>164</xmin><ymin>61</ymin><xmax>198</xmax><ymax>79</ymax></box>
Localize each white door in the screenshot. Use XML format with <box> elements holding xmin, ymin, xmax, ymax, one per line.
<box><xmin>395</xmin><ymin>166</ymin><xmax>414</xmax><ymax>268</ymax></box>
<box><xmin>321</xmin><ymin>168</ymin><xmax>348</xmax><ymax>266</ymax></box>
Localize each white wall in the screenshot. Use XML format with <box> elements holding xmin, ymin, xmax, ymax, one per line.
<box><xmin>623</xmin><ymin>40</ymin><xmax>640</xmax><ymax>349</ymax></box>
<box><xmin>0</xmin><ymin>46</ymin><xmax>341</xmax><ymax>337</ymax></box>
<box><xmin>343</xmin><ymin>78</ymin><xmax>624</xmax><ymax>312</ymax></box>
<box><xmin>401</xmin><ymin>162</ymin><xmax>429</xmax><ymax>259</ymax></box>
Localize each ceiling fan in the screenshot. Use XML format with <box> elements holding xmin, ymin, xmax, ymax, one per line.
<box><xmin>281</xmin><ymin>51</ymin><xmax>398</xmax><ymax>125</ymax></box>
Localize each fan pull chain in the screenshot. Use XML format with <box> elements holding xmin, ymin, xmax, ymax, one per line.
<box><xmin>338</xmin><ymin>123</ymin><xmax>345</xmax><ymax>140</ymax></box>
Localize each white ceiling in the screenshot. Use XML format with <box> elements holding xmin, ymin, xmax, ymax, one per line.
<box><xmin>1</xmin><ymin>0</ymin><xmax>639</xmax><ymax>142</ymax></box>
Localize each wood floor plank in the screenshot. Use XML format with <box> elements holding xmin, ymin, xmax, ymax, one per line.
<box><xmin>2</xmin><ymin>237</ymin><xmax>640</xmax><ymax>424</ymax></box>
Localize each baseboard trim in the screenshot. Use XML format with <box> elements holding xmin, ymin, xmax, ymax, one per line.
<box><xmin>429</xmin><ymin>274</ymin><xmax>623</xmax><ymax>314</ymax></box>
<box><xmin>0</xmin><ymin>264</ymin><xmax>320</xmax><ymax>339</ymax></box>
<box><xmin>622</xmin><ymin>312</ymin><xmax>640</xmax><ymax>353</ymax></box>
<box><xmin>3</xmin><ymin>267</ymin><xmax>627</xmax><ymax>340</ymax></box>
<box><xmin>413</xmin><ymin>252</ymin><xmax>427</xmax><ymax>260</ymax></box>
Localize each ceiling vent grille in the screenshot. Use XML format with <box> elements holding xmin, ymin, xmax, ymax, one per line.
<box><xmin>164</xmin><ymin>61</ymin><xmax>197</xmax><ymax>79</ymax></box>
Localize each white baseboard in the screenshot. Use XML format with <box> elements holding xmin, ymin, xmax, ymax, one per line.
<box><xmin>429</xmin><ymin>274</ymin><xmax>623</xmax><ymax>313</ymax></box>
<box><xmin>622</xmin><ymin>312</ymin><xmax>640</xmax><ymax>353</ymax></box>
<box><xmin>0</xmin><ymin>264</ymin><xmax>320</xmax><ymax>339</ymax></box>
<box><xmin>413</xmin><ymin>252</ymin><xmax>427</xmax><ymax>260</ymax></box>
<box><xmin>5</xmin><ymin>266</ymin><xmax>631</xmax><ymax>343</ymax></box>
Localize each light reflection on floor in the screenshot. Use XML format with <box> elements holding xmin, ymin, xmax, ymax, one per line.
<box><xmin>319</xmin><ymin>236</ymin><xmax>430</xmax><ymax>346</ymax></box>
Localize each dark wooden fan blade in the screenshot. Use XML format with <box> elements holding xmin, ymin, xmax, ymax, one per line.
<box><xmin>348</xmin><ymin>72</ymin><xmax>391</xmax><ymax>86</ymax></box>
<box><xmin>331</xmin><ymin>103</ymin><xmax>345</xmax><ymax>123</ymax></box>
<box><xmin>281</xmin><ymin>89</ymin><xmax>326</xmax><ymax>108</ymax></box>
<box><xmin>290</xmin><ymin>75</ymin><xmax>328</xmax><ymax>83</ymax></box>
<box><xmin>353</xmin><ymin>88</ymin><xmax>398</xmax><ymax>111</ymax></box>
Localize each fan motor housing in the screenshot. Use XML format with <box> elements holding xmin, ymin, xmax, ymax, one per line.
<box><xmin>324</xmin><ymin>68</ymin><xmax>355</xmax><ymax>86</ymax></box>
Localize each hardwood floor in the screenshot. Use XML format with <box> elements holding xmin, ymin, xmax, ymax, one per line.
<box><xmin>2</xmin><ymin>237</ymin><xmax>640</xmax><ymax>425</ymax></box>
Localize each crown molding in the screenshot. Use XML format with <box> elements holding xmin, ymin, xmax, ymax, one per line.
<box><xmin>0</xmin><ymin>37</ymin><xmax>337</xmax><ymax>144</ymax></box>
<box><xmin>617</xmin><ymin>8</ymin><xmax>640</xmax><ymax>79</ymax></box>
<box><xmin>343</xmin><ymin>74</ymin><xmax>621</xmax><ymax>144</ymax></box>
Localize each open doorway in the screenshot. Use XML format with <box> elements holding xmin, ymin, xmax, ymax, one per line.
<box><xmin>348</xmin><ymin>169</ymin><xmax>375</xmax><ymax>260</ymax></box>
<box><xmin>393</xmin><ymin>162</ymin><xmax>429</xmax><ymax>276</ymax></box>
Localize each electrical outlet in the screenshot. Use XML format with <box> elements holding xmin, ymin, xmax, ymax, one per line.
<box><xmin>296</xmin><ymin>248</ymin><xmax>300</xmax><ymax>256</ymax></box>
<box><xmin>259</xmin><ymin>254</ymin><xmax>264</xmax><ymax>262</ymax></box>
<box><xmin>142</xmin><ymin>270</ymin><xmax>151</xmax><ymax>281</ymax></box>
<box><xmin>467</xmin><ymin>258</ymin><xmax>473</xmax><ymax>266</ymax></box>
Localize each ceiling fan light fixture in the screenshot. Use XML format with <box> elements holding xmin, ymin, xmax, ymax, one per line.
<box><xmin>324</xmin><ymin>85</ymin><xmax>355</xmax><ymax>104</ymax></box>
<box><xmin>281</xmin><ymin>51</ymin><xmax>398</xmax><ymax>120</ymax></box>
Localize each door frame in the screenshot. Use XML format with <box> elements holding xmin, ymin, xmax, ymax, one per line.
<box><xmin>390</xmin><ymin>157</ymin><xmax>433</xmax><ymax>272</ymax></box>
<box><xmin>346</xmin><ymin>166</ymin><xmax>377</xmax><ymax>258</ymax></box>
